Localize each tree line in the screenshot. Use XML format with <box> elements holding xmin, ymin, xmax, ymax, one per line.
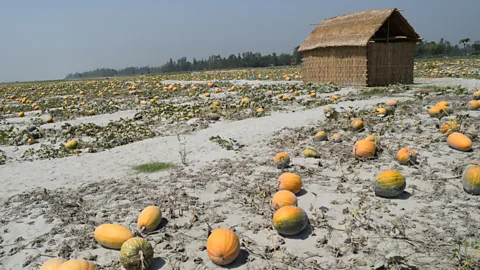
<box><xmin>65</xmin><ymin>47</ymin><xmax>303</xmax><ymax>79</ymax></box>
<box><xmin>65</xmin><ymin>38</ymin><xmax>480</xmax><ymax>79</ymax></box>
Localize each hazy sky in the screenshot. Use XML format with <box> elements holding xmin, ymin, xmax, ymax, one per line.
<box><xmin>1</xmin><ymin>0</ymin><xmax>478</xmax><ymax>82</ymax></box>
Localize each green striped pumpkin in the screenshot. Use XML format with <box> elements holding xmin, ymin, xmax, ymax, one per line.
<box><xmin>120</xmin><ymin>238</ymin><xmax>154</xmax><ymax>270</ymax></box>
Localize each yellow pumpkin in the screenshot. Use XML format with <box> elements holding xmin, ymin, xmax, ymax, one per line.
<box><xmin>18</xmin><ymin>111</ymin><xmax>25</xmax><ymax>117</ymax></box>
<box><xmin>462</xmin><ymin>162</ymin><xmax>480</xmax><ymax>195</ymax></box>
<box><xmin>447</xmin><ymin>132</ymin><xmax>472</xmax><ymax>152</ymax></box>
<box><xmin>93</xmin><ymin>224</ymin><xmax>133</xmax><ymax>249</ymax></box>
<box><xmin>137</xmin><ymin>206</ymin><xmax>162</xmax><ymax>233</ymax></box>
<box><xmin>206</xmin><ymin>228</ymin><xmax>240</xmax><ymax>266</ymax></box>
<box><xmin>397</xmin><ymin>148</ymin><xmax>417</xmax><ymax>165</ymax></box>
<box><xmin>375</xmin><ymin>108</ymin><xmax>387</xmax><ymax>115</ymax></box>
<box><xmin>271</xmin><ymin>190</ymin><xmax>297</xmax><ymax>210</ymax></box>
<box><xmin>314</xmin><ymin>131</ymin><xmax>328</xmax><ymax>141</ymax></box>
<box><xmin>256</xmin><ymin>107</ymin><xmax>264</xmax><ymax>114</ymax></box>
<box><xmin>309</xmin><ymin>92</ymin><xmax>316</xmax><ymax>98</ymax></box>
<box><xmin>212</xmin><ymin>101</ymin><xmax>220</xmax><ymax>106</ymax></box>
<box><xmin>374</xmin><ymin>170</ymin><xmax>406</xmax><ymax>198</ymax></box>
<box><xmin>332</xmin><ymin>95</ymin><xmax>339</xmax><ymax>100</ymax></box>
<box><xmin>351</xmin><ymin>119</ymin><xmax>364</xmax><ymax>131</ymax></box>
<box><xmin>40</xmin><ymin>257</ymin><xmax>65</xmax><ymax>270</ymax></box>
<box><xmin>273</xmin><ymin>206</ymin><xmax>309</xmax><ymax>236</ymax></box>
<box><xmin>353</xmin><ymin>140</ymin><xmax>376</xmax><ymax>158</ymax></box>
<box><xmin>474</xmin><ymin>90</ymin><xmax>480</xmax><ymax>100</ymax></box>
<box><xmin>240</xmin><ymin>97</ymin><xmax>249</xmax><ymax>105</ymax></box>
<box><xmin>273</xmin><ymin>152</ymin><xmax>290</xmax><ymax>169</ymax></box>
<box><xmin>440</xmin><ymin>121</ymin><xmax>459</xmax><ymax>134</ymax></box>
<box><xmin>27</xmin><ymin>137</ymin><xmax>36</xmax><ymax>145</ymax></box>
<box><xmin>139</xmin><ymin>100</ymin><xmax>147</xmax><ymax>105</ymax></box>
<box><xmin>65</xmin><ymin>140</ymin><xmax>78</xmax><ymax>150</ymax></box>
<box><xmin>204</xmin><ymin>93</ymin><xmax>211</xmax><ymax>98</ymax></box>
<box><xmin>277</xmin><ymin>172</ymin><xmax>302</xmax><ymax>194</ymax></box>
<box><xmin>469</xmin><ymin>100</ymin><xmax>480</xmax><ymax>110</ymax></box>
<box><xmin>58</xmin><ymin>259</ymin><xmax>97</xmax><ymax>270</ymax></box>
<box><xmin>303</xmin><ymin>148</ymin><xmax>319</xmax><ymax>158</ymax></box>
<box><xmin>207</xmin><ymin>82</ymin><xmax>214</xmax><ymax>88</ymax></box>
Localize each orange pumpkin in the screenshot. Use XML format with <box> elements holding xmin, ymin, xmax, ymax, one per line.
<box><xmin>40</xmin><ymin>257</ymin><xmax>65</xmax><ymax>270</ymax></box>
<box><xmin>474</xmin><ymin>90</ymin><xmax>480</xmax><ymax>100</ymax></box>
<box><xmin>462</xmin><ymin>162</ymin><xmax>480</xmax><ymax>195</ymax></box>
<box><xmin>397</xmin><ymin>148</ymin><xmax>417</xmax><ymax>165</ymax></box>
<box><xmin>447</xmin><ymin>132</ymin><xmax>472</xmax><ymax>152</ymax></box>
<box><xmin>137</xmin><ymin>206</ymin><xmax>162</xmax><ymax>233</ymax></box>
<box><xmin>277</xmin><ymin>172</ymin><xmax>302</xmax><ymax>194</ymax></box>
<box><xmin>309</xmin><ymin>92</ymin><xmax>316</xmax><ymax>98</ymax></box>
<box><xmin>256</xmin><ymin>107</ymin><xmax>264</xmax><ymax>114</ymax></box>
<box><xmin>332</xmin><ymin>133</ymin><xmax>342</xmax><ymax>143</ymax></box>
<box><xmin>18</xmin><ymin>111</ymin><xmax>25</xmax><ymax>117</ymax></box>
<box><xmin>351</xmin><ymin>119</ymin><xmax>364</xmax><ymax>131</ymax></box>
<box><xmin>374</xmin><ymin>170</ymin><xmax>406</xmax><ymax>198</ymax></box>
<box><xmin>469</xmin><ymin>100</ymin><xmax>480</xmax><ymax>110</ymax></box>
<box><xmin>365</xmin><ymin>135</ymin><xmax>380</xmax><ymax>145</ymax></box>
<box><xmin>353</xmin><ymin>140</ymin><xmax>376</xmax><ymax>158</ymax></box>
<box><xmin>27</xmin><ymin>137</ymin><xmax>36</xmax><ymax>145</ymax></box>
<box><xmin>58</xmin><ymin>259</ymin><xmax>97</xmax><ymax>270</ymax></box>
<box><xmin>271</xmin><ymin>190</ymin><xmax>297</xmax><ymax>209</ymax></box>
<box><xmin>375</xmin><ymin>108</ymin><xmax>387</xmax><ymax>115</ymax></box>
<box><xmin>273</xmin><ymin>206</ymin><xmax>309</xmax><ymax>236</ymax></box>
<box><xmin>207</xmin><ymin>82</ymin><xmax>214</xmax><ymax>88</ymax></box>
<box><xmin>440</xmin><ymin>121</ymin><xmax>459</xmax><ymax>134</ymax></box>
<box><xmin>332</xmin><ymin>95</ymin><xmax>339</xmax><ymax>100</ymax></box>
<box><xmin>385</xmin><ymin>100</ymin><xmax>397</xmax><ymax>107</ymax></box>
<box><xmin>314</xmin><ymin>131</ymin><xmax>328</xmax><ymax>141</ymax></box>
<box><xmin>93</xmin><ymin>224</ymin><xmax>133</xmax><ymax>249</ymax></box>
<box><xmin>204</xmin><ymin>92</ymin><xmax>211</xmax><ymax>98</ymax></box>
<box><xmin>206</xmin><ymin>228</ymin><xmax>240</xmax><ymax>266</ymax></box>
<box><xmin>274</xmin><ymin>152</ymin><xmax>290</xmax><ymax>169</ymax></box>
<box><xmin>428</xmin><ymin>105</ymin><xmax>448</xmax><ymax>118</ymax></box>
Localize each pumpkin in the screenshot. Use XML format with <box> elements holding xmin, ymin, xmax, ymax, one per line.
<box><xmin>365</xmin><ymin>135</ymin><xmax>380</xmax><ymax>145</ymax></box>
<box><xmin>18</xmin><ymin>111</ymin><xmax>25</xmax><ymax>117</ymax></box>
<box><xmin>462</xmin><ymin>162</ymin><xmax>480</xmax><ymax>195</ymax></box>
<box><xmin>139</xmin><ymin>100</ymin><xmax>147</xmax><ymax>105</ymax></box>
<box><xmin>204</xmin><ymin>93</ymin><xmax>210</xmax><ymax>97</ymax></box>
<box><xmin>314</xmin><ymin>131</ymin><xmax>328</xmax><ymax>141</ymax></box>
<box><xmin>469</xmin><ymin>100</ymin><xmax>480</xmax><ymax>110</ymax></box>
<box><xmin>303</xmin><ymin>148</ymin><xmax>319</xmax><ymax>158</ymax></box>
<box><xmin>212</xmin><ymin>101</ymin><xmax>220</xmax><ymax>106</ymax></box>
<box><xmin>351</xmin><ymin>119</ymin><xmax>364</xmax><ymax>131</ymax></box>
<box><xmin>385</xmin><ymin>100</ymin><xmax>397</xmax><ymax>107</ymax></box>
<box><xmin>375</xmin><ymin>108</ymin><xmax>387</xmax><ymax>115</ymax></box>
<box><xmin>474</xmin><ymin>90</ymin><xmax>480</xmax><ymax>100</ymax></box>
<box><xmin>277</xmin><ymin>172</ymin><xmax>302</xmax><ymax>194</ymax></box>
<box><xmin>207</xmin><ymin>82</ymin><xmax>214</xmax><ymax>88</ymax></box>
<box><xmin>428</xmin><ymin>105</ymin><xmax>448</xmax><ymax>118</ymax></box>
<box><xmin>206</xmin><ymin>228</ymin><xmax>240</xmax><ymax>266</ymax></box>
<box><xmin>137</xmin><ymin>206</ymin><xmax>162</xmax><ymax>233</ymax></box>
<box><xmin>447</xmin><ymin>132</ymin><xmax>472</xmax><ymax>152</ymax></box>
<box><xmin>274</xmin><ymin>152</ymin><xmax>290</xmax><ymax>169</ymax></box>
<box><xmin>256</xmin><ymin>108</ymin><xmax>264</xmax><ymax>114</ymax></box>
<box><xmin>240</xmin><ymin>97</ymin><xmax>249</xmax><ymax>105</ymax></box>
<box><xmin>374</xmin><ymin>170</ymin><xmax>406</xmax><ymax>198</ymax></box>
<box><xmin>93</xmin><ymin>224</ymin><xmax>133</xmax><ymax>249</ymax></box>
<box><xmin>40</xmin><ymin>257</ymin><xmax>65</xmax><ymax>270</ymax></box>
<box><xmin>440</xmin><ymin>121</ymin><xmax>459</xmax><ymax>134</ymax></box>
<box><xmin>332</xmin><ymin>95</ymin><xmax>339</xmax><ymax>100</ymax></box>
<box><xmin>271</xmin><ymin>190</ymin><xmax>297</xmax><ymax>209</ymax></box>
<box><xmin>332</xmin><ymin>133</ymin><xmax>342</xmax><ymax>143</ymax></box>
<box><xmin>353</xmin><ymin>140</ymin><xmax>376</xmax><ymax>158</ymax></box>
<box><xmin>58</xmin><ymin>259</ymin><xmax>97</xmax><ymax>270</ymax></box>
<box><xmin>27</xmin><ymin>137</ymin><xmax>36</xmax><ymax>145</ymax></box>
<box><xmin>65</xmin><ymin>140</ymin><xmax>78</xmax><ymax>150</ymax></box>
<box><xmin>397</xmin><ymin>148</ymin><xmax>417</xmax><ymax>165</ymax></box>
<box><xmin>273</xmin><ymin>206</ymin><xmax>309</xmax><ymax>236</ymax></box>
<box><xmin>309</xmin><ymin>92</ymin><xmax>316</xmax><ymax>98</ymax></box>
<box><xmin>120</xmin><ymin>237</ymin><xmax>154</xmax><ymax>270</ymax></box>
<box><xmin>215</xmin><ymin>88</ymin><xmax>223</xmax><ymax>93</ymax></box>
<box><xmin>437</xmin><ymin>101</ymin><xmax>449</xmax><ymax>107</ymax></box>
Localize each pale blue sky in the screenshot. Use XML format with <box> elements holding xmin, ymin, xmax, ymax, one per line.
<box><xmin>0</xmin><ymin>0</ymin><xmax>478</xmax><ymax>82</ymax></box>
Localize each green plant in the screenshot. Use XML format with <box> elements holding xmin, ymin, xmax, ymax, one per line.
<box><xmin>133</xmin><ymin>162</ymin><xmax>174</xmax><ymax>173</ymax></box>
<box><xmin>209</xmin><ymin>135</ymin><xmax>244</xmax><ymax>151</ymax></box>
<box><xmin>177</xmin><ymin>134</ymin><xmax>188</xmax><ymax>166</ymax></box>
<box><xmin>451</xmin><ymin>238</ymin><xmax>480</xmax><ymax>270</ymax></box>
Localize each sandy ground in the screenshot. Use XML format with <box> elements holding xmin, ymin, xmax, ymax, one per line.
<box><xmin>1</xmin><ymin>78</ymin><xmax>480</xmax><ymax>269</ymax></box>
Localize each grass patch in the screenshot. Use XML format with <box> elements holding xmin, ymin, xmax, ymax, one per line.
<box><xmin>133</xmin><ymin>162</ymin><xmax>174</xmax><ymax>173</ymax></box>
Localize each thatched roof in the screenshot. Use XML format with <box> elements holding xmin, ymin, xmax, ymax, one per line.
<box><xmin>298</xmin><ymin>8</ymin><xmax>421</xmax><ymax>52</ymax></box>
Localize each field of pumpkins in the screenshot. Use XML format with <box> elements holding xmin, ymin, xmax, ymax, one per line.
<box><xmin>0</xmin><ymin>64</ymin><xmax>480</xmax><ymax>269</ymax></box>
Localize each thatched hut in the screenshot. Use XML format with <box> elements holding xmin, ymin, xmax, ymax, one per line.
<box><xmin>298</xmin><ymin>8</ymin><xmax>421</xmax><ymax>86</ymax></box>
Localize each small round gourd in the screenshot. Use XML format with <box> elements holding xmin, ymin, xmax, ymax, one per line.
<box><xmin>374</xmin><ymin>170</ymin><xmax>406</xmax><ymax>198</ymax></box>
<box><xmin>277</xmin><ymin>173</ymin><xmax>302</xmax><ymax>194</ymax></box>
<box><xmin>353</xmin><ymin>140</ymin><xmax>376</xmax><ymax>158</ymax></box>
<box><xmin>462</xmin><ymin>163</ymin><xmax>480</xmax><ymax>195</ymax></box>
<box><xmin>303</xmin><ymin>148</ymin><xmax>319</xmax><ymax>158</ymax></box>
<box><xmin>40</xmin><ymin>257</ymin><xmax>65</xmax><ymax>270</ymax></box>
<box><xmin>273</xmin><ymin>206</ymin><xmax>309</xmax><ymax>236</ymax></box>
<box><xmin>94</xmin><ymin>224</ymin><xmax>133</xmax><ymax>249</ymax></box>
<box><xmin>447</xmin><ymin>132</ymin><xmax>472</xmax><ymax>152</ymax></box>
<box><xmin>331</xmin><ymin>133</ymin><xmax>342</xmax><ymax>143</ymax></box>
<box><xmin>271</xmin><ymin>190</ymin><xmax>297</xmax><ymax>210</ymax></box>
<box><xmin>137</xmin><ymin>206</ymin><xmax>162</xmax><ymax>233</ymax></box>
<box><xmin>351</xmin><ymin>119</ymin><xmax>364</xmax><ymax>131</ymax></box>
<box><xmin>120</xmin><ymin>237</ymin><xmax>154</xmax><ymax>270</ymax></box>
<box><xmin>314</xmin><ymin>131</ymin><xmax>328</xmax><ymax>141</ymax></box>
<box><xmin>274</xmin><ymin>152</ymin><xmax>290</xmax><ymax>169</ymax></box>
<box><xmin>65</xmin><ymin>140</ymin><xmax>78</xmax><ymax>150</ymax></box>
<box><xmin>397</xmin><ymin>148</ymin><xmax>417</xmax><ymax>165</ymax></box>
<box><xmin>206</xmin><ymin>228</ymin><xmax>240</xmax><ymax>266</ymax></box>
<box><xmin>58</xmin><ymin>259</ymin><xmax>97</xmax><ymax>270</ymax></box>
